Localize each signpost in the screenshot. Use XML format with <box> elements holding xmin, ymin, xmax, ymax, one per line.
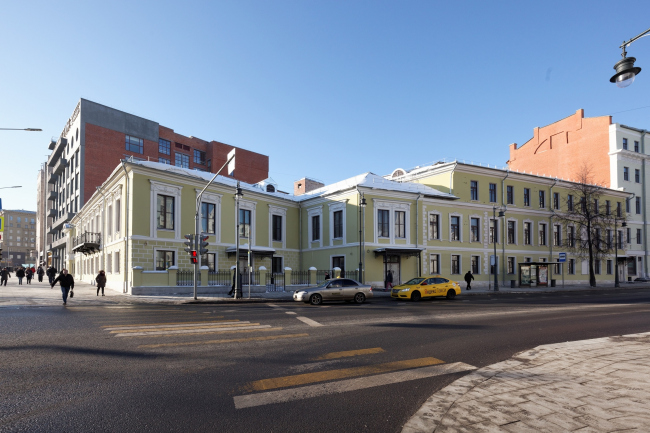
<box><xmin>558</xmin><ymin>253</ymin><xmax>566</xmax><ymax>287</ymax></box>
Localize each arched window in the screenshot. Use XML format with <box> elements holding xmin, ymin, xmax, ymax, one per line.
<box><xmin>266</xmin><ymin>185</ymin><xmax>276</xmax><ymax>193</ymax></box>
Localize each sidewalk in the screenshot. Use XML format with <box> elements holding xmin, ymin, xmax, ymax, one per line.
<box><xmin>403</xmin><ymin>331</ymin><xmax>650</xmax><ymax>432</ymax></box>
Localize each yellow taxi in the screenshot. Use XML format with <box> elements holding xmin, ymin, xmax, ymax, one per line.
<box><xmin>390</xmin><ymin>275</ymin><xmax>461</xmax><ymax>301</ymax></box>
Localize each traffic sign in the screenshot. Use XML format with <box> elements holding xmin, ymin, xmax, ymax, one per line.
<box><xmin>227</xmin><ymin>149</ymin><xmax>236</xmax><ymax>176</ymax></box>
<box><xmin>558</xmin><ymin>253</ymin><xmax>567</xmax><ymax>263</ymax></box>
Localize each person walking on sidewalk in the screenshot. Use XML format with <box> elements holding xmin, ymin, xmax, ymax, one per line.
<box><xmin>46</xmin><ymin>266</ymin><xmax>57</xmax><ymax>285</ymax></box>
<box><xmin>385</xmin><ymin>270</ymin><xmax>394</xmax><ymax>291</ymax></box>
<box><xmin>16</xmin><ymin>267</ymin><xmax>25</xmax><ymax>285</ymax></box>
<box><xmin>51</xmin><ymin>269</ymin><xmax>74</xmax><ymax>305</ymax></box>
<box><xmin>0</xmin><ymin>268</ymin><xmax>11</xmax><ymax>286</ymax></box>
<box><xmin>25</xmin><ymin>268</ymin><xmax>33</xmax><ymax>284</ymax></box>
<box><xmin>37</xmin><ymin>265</ymin><xmax>45</xmax><ymax>283</ymax></box>
<box><xmin>95</xmin><ymin>270</ymin><xmax>106</xmax><ymax>296</ymax></box>
<box><xmin>464</xmin><ymin>270</ymin><xmax>474</xmax><ymax>291</ymax></box>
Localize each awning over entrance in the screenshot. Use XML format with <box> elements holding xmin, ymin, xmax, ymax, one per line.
<box><xmin>225</xmin><ymin>244</ymin><xmax>276</xmax><ymax>258</ymax></box>
<box><xmin>373</xmin><ymin>247</ymin><xmax>424</xmax><ymax>258</ymax></box>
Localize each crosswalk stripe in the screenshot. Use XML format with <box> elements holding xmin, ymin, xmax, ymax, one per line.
<box><xmin>234</xmin><ymin>362</ymin><xmax>476</xmax><ymax>409</ymax></box>
<box><xmin>138</xmin><ymin>332</ymin><xmax>308</xmax><ymax>349</ymax></box>
<box><xmin>103</xmin><ymin>320</ymin><xmax>240</xmax><ymax>331</ymax></box>
<box><xmin>245</xmin><ymin>357</ymin><xmax>444</xmax><ymax>392</ymax></box>
<box><xmin>296</xmin><ymin>316</ymin><xmax>323</xmax><ymax>327</ymax></box>
<box><xmin>314</xmin><ymin>347</ymin><xmax>384</xmax><ymax>360</ymax></box>
<box><xmin>113</xmin><ymin>324</ymin><xmax>271</xmax><ymax>337</ymax></box>
<box><xmin>100</xmin><ymin>320</ymin><xmax>226</xmax><ymax>328</ymax></box>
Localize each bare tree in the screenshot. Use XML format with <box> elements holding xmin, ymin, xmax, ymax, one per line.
<box><xmin>555</xmin><ymin>165</ymin><xmax>623</xmax><ymax>287</ymax></box>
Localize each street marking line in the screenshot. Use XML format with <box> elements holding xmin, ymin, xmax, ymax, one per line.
<box><xmin>138</xmin><ymin>331</ymin><xmax>307</xmax><ymax>349</ymax></box>
<box><xmin>103</xmin><ymin>321</ymin><xmax>241</xmax><ymax>331</ymax></box>
<box><xmin>285</xmin><ymin>312</ymin><xmax>297</xmax><ymax>315</ymax></box>
<box><xmin>113</xmin><ymin>324</ymin><xmax>269</xmax><ymax>337</ymax></box>
<box><xmin>100</xmin><ymin>319</ymin><xmax>226</xmax><ymax>328</ymax></box>
<box><xmin>133</xmin><ymin>327</ymin><xmax>283</xmax><ymax>341</ymax></box>
<box><xmin>296</xmin><ymin>316</ymin><xmax>324</xmax><ymax>327</ymax></box>
<box><xmin>234</xmin><ymin>362</ymin><xmax>474</xmax><ymax>409</ymax></box>
<box><xmin>245</xmin><ymin>357</ymin><xmax>444</xmax><ymax>392</ymax></box>
<box><xmin>314</xmin><ymin>347</ymin><xmax>385</xmax><ymax>360</ymax></box>
<box><xmin>267</xmin><ymin>303</ymin><xmax>283</xmax><ymax>309</ymax></box>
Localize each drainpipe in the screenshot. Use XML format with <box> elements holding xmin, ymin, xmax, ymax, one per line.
<box><xmin>298</xmin><ymin>202</ymin><xmax>302</xmax><ymax>272</ymax></box>
<box><xmin>501</xmin><ymin>169</ymin><xmax>510</xmax><ymax>288</ymax></box>
<box><xmin>641</xmin><ymin>130</ymin><xmax>648</xmax><ymax>277</ymax></box>
<box><xmin>96</xmin><ymin>186</ymin><xmax>107</xmax><ymax>285</ymax></box>
<box><xmin>415</xmin><ymin>193</ymin><xmax>422</xmax><ymax>276</ymax></box>
<box><xmin>120</xmin><ymin>161</ymin><xmax>130</xmax><ymax>293</ymax></box>
<box><xmin>549</xmin><ymin>177</ymin><xmax>558</xmax><ymax>283</ymax></box>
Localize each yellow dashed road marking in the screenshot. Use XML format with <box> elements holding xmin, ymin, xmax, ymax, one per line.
<box><xmin>314</xmin><ymin>347</ymin><xmax>384</xmax><ymax>360</ymax></box>
<box><xmin>110</xmin><ymin>322</ymin><xmax>259</xmax><ymax>334</ymax></box>
<box><xmin>138</xmin><ymin>332</ymin><xmax>308</xmax><ymax>349</ymax></box>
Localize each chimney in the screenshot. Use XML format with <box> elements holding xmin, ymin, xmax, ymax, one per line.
<box><xmin>294</xmin><ymin>177</ymin><xmax>325</xmax><ymax>196</ymax></box>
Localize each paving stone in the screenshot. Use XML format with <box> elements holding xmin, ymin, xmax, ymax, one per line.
<box><xmin>574</xmin><ymin>414</ymin><xmax>629</xmax><ymax>431</ymax></box>
<box><xmin>540</xmin><ymin>412</ymin><xmax>587</xmax><ymax>431</ymax></box>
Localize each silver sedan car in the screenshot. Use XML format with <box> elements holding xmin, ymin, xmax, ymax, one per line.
<box><xmin>293</xmin><ymin>278</ymin><xmax>374</xmax><ymax>305</ymax></box>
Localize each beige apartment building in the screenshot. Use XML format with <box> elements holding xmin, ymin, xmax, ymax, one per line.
<box><xmin>0</xmin><ymin>209</ymin><xmax>38</xmax><ymax>269</ymax></box>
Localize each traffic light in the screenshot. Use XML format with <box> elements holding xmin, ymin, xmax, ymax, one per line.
<box><xmin>190</xmin><ymin>250</ymin><xmax>198</xmax><ymax>264</ymax></box>
<box><xmin>0</xmin><ymin>248</ymin><xmax>3</xmax><ymax>261</ymax></box>
<box><xmin>198</xmin><ymin>234</ymin><xmax>209</xmax><ymax>255</ymax></box>
<box><xmin>183</xmin><ymin>234</ymin><xmax>194</xmax><ymax>253</ymax></box>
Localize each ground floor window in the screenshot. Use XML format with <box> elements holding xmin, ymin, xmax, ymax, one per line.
<box><xmin>204</xmin><ymin>253</ymin><xmax>216</xmax><ymax>271</ymax></box>
<box><xmin>595</xmin><ymin>260</ymin><xmax>601</xmax><ymax>275</ymax></box>
<box><xmin>568</xmin><ymin>259</ymin><xmax>575</xmax><ymax>274</ymax></box>
<box><xmin>332</xmin><ymin>256</ymin><xmax>345</xmax><ymax>272</ymax></box>
<box><xmin>471</xmin><ymin>256</ymin><xmax>479</xmax><ymax>274</ymax></box>
<box><xmin>272</xmin><ymin>257</ymin><xmax>283</xmax><ymax>274</ymax></box>
<box><xmin>606</xmin><ymin>259</ymin><xmax>612</xmax><ymax>275</ymax></box>
<box><xmin>156</xmin><ymin>250</ymin><xmax>175</xmax><ymax>270</ymax></box>
<box><xmin>507</xmin><ymin>257</ymin><xmax>515</xmax><ymax>274</ymax></box>
<box><xmin>107</xmin><ymin>253</ymin><xmax>112</xmax><ymax>273</ymax></box>
<box><xmin>628</xmin><ymin>257</ymin><xmax>637</xmax><ymax>276</ymax></box>
<box><xmin>490</xmin><ymin>256</ymin><xmax>498</xmax><ymax>275</ymax></box>
<box><xmin>553</xmin><ymin>263</ymin><xmax>561</xmax><ymax>274</ymax></box>
<box><xmin>451</xmin><ymin>255</ymin><xmax>460</xmax><ymax>274</ymax></box>
<box><xmin>430</xmin><ymin>254</ymin><xmax>439</xmax><ymax>274</ymax></box>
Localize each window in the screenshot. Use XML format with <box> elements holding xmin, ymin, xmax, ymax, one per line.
<box><xmin>624</xmin><ymin>167</ymin><xmax>629</xmax><ymax>181</ymax></box>
<box><xmin>617</xmin><ymin>202</ymin><xmax>622</xmax><ymax>217</ymax></box>
<box><xmin>273</xmin><ymin>215</ymin><xmax>283</xmax><ymax>242</ymax></box>
<box><xmin>430</xmin><ymin>254</ymin><xmax>440</xmax><ymax>274</ymax></box>
<box><xmin>524</xmin><ymin>222</ymin><xmax>531</xmax><ymax>245</ymax></box>
<box><xmin>627</xmin><ymin>228</ymin><xmax>631</xmax><ymax>244</ymax></box>
<box><xmin>107</xmin><ymin>204</ymin><xmax>113</xmax><ymax>236</ymax></box>
<box><xmin>490</xmin><ymin>256</ymin><xmax>498</xmax><ymax>275</ymax></box>
<box><xmin>159</xmin><ymin>138</ymin><xmax>171</xmax><ymax>155</ymax></box>
<box><xmin>489</xmin><ymin>183</ymin><xmax>497</xmax><ymax>203</ymax></box>
<box><xmin>567</xmin><ymin>194</ymin><xmax>574</xmax><ymax>211</ymax></box>
<box><xmin>429</xmin><ymin>214</ymin><xmax>439</xmax><ymax>240</ymax></box>
<box><xmin>266</xmin><ymin>185</ymin><xmax>275</xmax><ymax>193</ymax></box>
<box><xmin>524</xmin><ymin>188</ymin><xmax>530</xmax><ymax>207</ymax></box>
<box><xmin>539</xmin><ymin>190</ymin><xmax>545</xmax><ymax>208</ymax></box>
<box><xmin>471</xmin><ymin>256</ymin><xmax>479</xmax><ymax>274</ymax></box>
<box><xmin>594</xmin><ymin>199</ymin><xmax>599</xmax><ymax>215</ymax></box>
<box><xmin>451</xmin><ymin>216</ymin><xmax>460</xmax><ymax>241</ymax></box>
<box><xmin>159</xmin><ymin>157</ymin><xmax>170</xmax><ymax>165</ymax></box>
<box><xmin>568</xmin><ymin>226</ymin><xmax>575</xmax><ymax>247</ymax></box>
<box><xmin>553</xmin><ymin>192</ymin><xmax>559</xmax><ymax>210</ymax></box>
<box><xmin>175</xmin><ymin>153</ymin><xmax>190</xmax><ymax>168</ymax></box>
<box><xmin>332</xmin><ymin>210</ymin><xmax>343</xmax><ymax>239</ymax></box>
<box><xmin>378</xmin><ymin>210</ymin><xmax>389</xmax><ymax>237</ymax></box>
<box><xmin>156</xmin><ymin>195</ymin><xmax>174</xmax><ymax>230</ymax></box>
<box><xmin>507</xmin><ymin>221</ymin><xmax>515</xmax><ymax>244</ymax></box>
<box><xmin>607</xmin><ymin>230</ymin><xmax>613</xmax><ymax>248</ymax></box>
<box><xmin>115</xmin><ymin>200</ymin><xmax>121</xmax><ymax>232</ymax></box>
<box><xmin>332</xmin><ymin>256</ymin><xmax>345</xmax><ymax>273</ymax></box>
<box><xmin>115</xmin><ymin>251</ymin><xmax>120</xmax><ymax>273</ymax></box>
<box><xmin>507</xmin><ymin>186</ymin><xmax>514</xmax><ymax>205</ymax></box>
<box><xmin>125</xmin><ymin>135</ymin><xmax>143</xmax><ymax>154</ymax></box>
<box><xmin>507</xmin><ymin>257</ymin><xmax>515</xmax><ymax>274</ymax></box>
<box><xmin>568</xmin><ymin>259</ymin><xmax>575</xmax><ymax>274</ymax></box>
<box><xmin>539</xmin><ymin>223</ymin><xmax>547</xmax><ymax>246</ymax></box>
<box><xmin>107</xmin><ymin>253</ymin><xmax>112</xmax><ymax>273</ymax></box>
<box><xmin>635</xmin><ymin>140</ymin><xmax>639</xmax><ymax>152</ymax></box>
<box><xmin>194</xmin><ymin>149</ymin><xmax>206</xmax><ymax>165</ymax></box>
<box><xmin>618</xmin><ymin>230</ymin><xmax>624</xmax><ymax>249</ymax></box>
<box><xmin>451</xmin><ymin>255</ymin><xmax>460</xmax><ymax>274</ymax></box>
<box><xmin>272</xmin><ymin>257</ymin><xmax>283</xmax><ymax>274</ymax></box>
<box><xmin>470</xmin><ymin>181</ymin><xmax>478</xmax><ymax>200</ymax></box>
<box><xmin>595</xmin><ymin>228</ymin><xmax>601</xmax><ymax>249</ymax></box>
<box><xmin>201</xmin><ymin>202</ymin><xmax>216</xmax><ymax>234</ymax></box>
<box><xmin>489</xmin><ymin>219</ymin><xmax>498</xmax><ymax>243</ymax></box>
<box><xmin>623</xmin><ymin>138</ymin><xmax>628</xmax><ymax>150</ymax></box>
<box><xmin>636</xmin><ymin>197</ymin><xmax>642</xmax><ymax>214</ymax></box>
<box><xmin>606</xmin><ymin>200</ymin><xmax>611</xmax><ymax>215</ymax></box>
<box><xmin>155</xmin><ymin>250</ymin><xmax>175</xmax><ymax>270</ymax></box>
<box><xmin>311</xmin><ymin>215</ymin><xmax>320</xmax><ymax>241</ymax></box>
<box><xmin>606</xmin><ymin>260</ymin><xmax>613</xmax><ymax>275</ymax></box>
<box><xmin>240</xmin><ymin>209</ymin><xmax>251</xmax><ymax>238</ymax></box>
<box><xmin>204</xmin><ymin>253</ymin><xmax>216</xmax><ymax>271</ymax></box>
<box><xmin>626</xmin><ymin>198</ymin><xmax>630</xmax><ymax>213</ymax></box>
<box><xmin>395</xmin><ymin>211</ymin><xmax>406</xmax><ymax>238</ymax></box>
<box><xmin>595</xmin><ymin>260</ymin><xmax>601</xmax><ymax>275</ymax></box>
<box><xmin>637</xmin><ymin>229</ymin><xmax>642</xmax><ymax>244</ymax></box>
<box><xmin>470</xmin><ymin>218</ymin><xmax>480</xmax><ymax>242</ymax></box>
<box><xmin>553</xmin><ymin>224</ymin><xmax>561</xmax><ymax>247</ymax></box>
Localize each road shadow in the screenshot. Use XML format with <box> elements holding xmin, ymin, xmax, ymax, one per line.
<box><xmin>0</xmin><ymin>344</ymin><xmax>173</xmax><ymax>359</ymax></box>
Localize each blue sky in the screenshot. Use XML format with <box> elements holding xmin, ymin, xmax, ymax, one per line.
<box><xmin>2</xmin><ymin>0</ymin><xmax>650</xmax><ymax>211</ymax></box>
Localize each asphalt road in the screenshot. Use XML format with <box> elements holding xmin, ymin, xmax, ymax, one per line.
<box><xmin>2</xmin><ymin>289</ymin><xmax>650</xmax><ymax>432</ymax></box>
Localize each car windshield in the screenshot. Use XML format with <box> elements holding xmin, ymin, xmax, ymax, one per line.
<box><xmin>404</xmin><ymin>278</ymin><xmax>425</xmax><ymax>285</ymax></box>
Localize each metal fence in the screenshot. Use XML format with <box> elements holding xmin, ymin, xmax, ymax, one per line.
<box><xmin>342</xmin><ymin>270</ymin><xmax>359</xmax><ymax>281</ymax></box>
<box><xmin>316</xmin><ymin>270</ymin><xmax>334</xmax><ymax>284</ymax></box>
<box><xmin>267</xmin><ymin>273</ymin><xmax>285</xmax><ymax>291</ymax></box>
<box><xmin>177</xmin><ymin>270</ymin><xmax>194</xmax><ymax>286</ymax></box>
<box><xmin>291</xmin><ymin>270</ymin><xmax>310</xmax><ymax>285</ymax></box>
<box><xmin>208</xmin><ymin>270</ymin><xmax>231</xmax><ymax>286</ymax></box>
<box><xmin>241</xmin><ymin>271</ymin><xmax>260</xmax><ymax>286</ymax></box>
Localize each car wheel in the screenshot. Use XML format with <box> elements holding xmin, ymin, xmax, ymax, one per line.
<box><xmin>446</xmin><ymin>290</ymin><xmax>456</xmax><ymax>300</ymax></box>
<box><xmin>411</xmin><ymin>291</ymin><xmax>421</xmax><ymax>302</ymax></box>
<box><xmin>310</xmin><ymin>294</ymin><xmax>323</xmax><ymax>305</ymax></box>
<box><xmin>354</xmin><ymin>292</ymin><xmax>366</xmax><ymax>304</ymax></box>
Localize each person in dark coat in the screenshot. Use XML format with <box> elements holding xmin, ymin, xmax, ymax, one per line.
<box><xmin>229</xmin><ymin>271</ymin><xmax>243</xmax><ymax>298</ymax></box>
<box><xmin>464</xmin><ymin>271</ymin><xmax>474</xmax><ymax>290</ymax></box>
<box><xmin>25</xmin><ymin>268</ymin><xmax>33</xmax><ymax>284</ymax></box>
<box><xmin>37</xmin><ymin>266</ymin><xmax>45</xmax><ymax>282</ymax></box>
<box><xmin>51</xmin><ymin>269</ymin><xmax>74</xmax><ymax>305</ymax></box>
<box><xmin>0</xmin><ymin>268</ymin><xmax>11</xmax><ymax>286</ymax></box>
<box><xmin>16</xmin><ymin>267</ymin><xmax>25</xmax><ymax>285</ymax></box>
<box><xmin>46</xmin><ymin>266</ymin><xmax>58</xmax><ymax>285</ymax></box>
<box><xmin>95</xmin><ymin>270</ymin><xmax>107</xmax><ymax>296</ymax></box>
<box><xmin>385</xmin><ymin>270</ymin><xmax>394</xmax><ymax>291</ymax></box>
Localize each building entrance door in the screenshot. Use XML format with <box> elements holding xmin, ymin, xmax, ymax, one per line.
<box><xmin>384</xmin><ymin>254</ymin><xmax>401</xmax><ymax>287</ymax></box>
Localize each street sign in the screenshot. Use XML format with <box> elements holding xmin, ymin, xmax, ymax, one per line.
<box><xmin>227</xmin><ymin>149</ymin><xmax>236</xmax><ymax>176</ymax></box>
<box><xmin>0</xmin><ymin>215</ymin><xmax>3</xmax><ymax>231</ymax></box>
<box><xmin>558</xmin><ymin>252</ymin><xmax>567</xmax><ymax>263</ymax></box>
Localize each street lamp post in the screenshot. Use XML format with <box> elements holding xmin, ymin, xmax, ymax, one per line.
<box><xmin>0</xmin><ymin>128</ymin><xmax>42</xmax><ymax>131</ymax></box>
<box><xmin>234</xmin><ymin>183</ymin><xmax>243</xmax><ymax>299</ymax></box>
<box><xmin>492</xmin><ymin>206</ymin><xmax>505</xmax><ymax>291</ymax></box>
<box><xmin>358</xmin><ymin>193</ymin><xmax>366</xmax><ymax>283</ymax></box>
<box><xmin>614</xmin><ymin>218</ymin><xmax>627</xmax><ymax>287</ymax></box>
<box><xmin>610</xmin><ymin>27</ymin><xmax>650</xmax><ymax>88</ymax></box>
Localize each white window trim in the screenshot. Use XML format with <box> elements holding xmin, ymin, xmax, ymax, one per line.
<box><xmin>307</xmin><ymin>206</ymin><xmax>323</xmax><ymax>248</ymax></box>
<box><xmin>506</xmin><ymin>218</ymin><xmax>518</xmax><ymax>245</ymax></box>
<box><xmin>507</xmin><ymin>256</ymin><xmax>517</xmax><ymax>274</ymax></box>
<box><xmin>328</xmin><ymin>201</ymin><xmax>347</xmax><ymax>245</ymax></box>
<box><xmin>428</xmin><ymin>211</ymin><xmax>441</xmax><ymax>241</ymax></box>
<box><xmin>449</xmin><ymin>212</ymin><xmax>463</xmax><ymax>243</ymax></box>
<box><xmin>429</xmin><ymin>253</ymin><xmax>440</xmax><ymax>274</ymax></box>
<box><xmin>269</xmin><ymin>205</ymin><xmax>287</xmax><ymax>249</ymax></box>
<box><xmin>553</xmin><ymin>223</ymin><xmax>563</xmax><ymax>247</ymax></box>
<box><xmin>469</xmin><ymin>215</ymin><xmax>482</xmax><ymax>243</ymax></box>
<box><xmin>450</xmin><ymin>253</ymin><xmax>462</xmax><ymax>275</ymax></box>
<box><xmin>330</xmin><ymin>254</ymin><xmax>346</xmax><ymax>271</ymax></box>
<box><xmin>471</xmin><ymin>255</ymin><xmax>481</xmax><ymax>275</ymax></box>
<box><xmin>197</xmin><ymin>190</ymin><xmax>223</xmax><ymax>244</ymax></box>
<box><xmin>150</xmin><ymin>180</ymin><xmax>183</xmax><ymax>239</ymax></box>
<box><xmin>538</xmin><ymin>222</ymin><xmax>548</xmax><ymax>247</ymax></box>
<box><xmin>237</xmin><ymin>199</ymin><xmax>257</xmax><ymax>246</ymax></box>
<box><xmin>153</xmin><ymin>247</ymin><xmax>178</xmax><ymax>270</ymax></box>
<box><xmin>373</xmin><ymin>200</ymin><xmax>411</xmax><ymax>244</ymax></box>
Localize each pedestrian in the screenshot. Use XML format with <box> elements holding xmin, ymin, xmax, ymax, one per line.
<box><xmin>46</xmin><ymin>266</ymin><xmax>57</xmax><ymax>285</ymax></box>
<box><xmin>464</xmin><ymin>270</ymin><xmax>474</xmax><ymax>291</ymax></box>
<box><xmin>95</xmin><ymin>270</ymin><xmax>106</xmax><ymax>296</ymax></box>
<box><xmin>325</xmin><ymin>272</ymin><xmax>330</xmax><ymax>280</ymax></box>
<box><xmin>385</xmin><ymin>270</ymin><xmax>393</xmax><ymax>291</ymax></box>
<box><xmin>16</xmin><ymin>267</ymin><xmax>25</xmax><ymax>285</ymax></box>
<box><xmin>26</xmin><ymin>268</ymin><xmax>33</xmax><ymax>284</ymax></box>
<box><xmin>228</xmin><ymin>271</ymin><xmax>243</xmax><ymax>298</ymax></box>
<box><xmin>51</xmin><ymin>269</ymin><xmax>74</xmax><ymax>305</ymax></box>
<box><xmin>0</xmin><ymin>268</ymin><xmax>11</xmax><ymax>286</ymax></box>
<box><xmin>37</xmin><ymin>265</ymin><xmax>45</xmax><ymax>282</ymax></box>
